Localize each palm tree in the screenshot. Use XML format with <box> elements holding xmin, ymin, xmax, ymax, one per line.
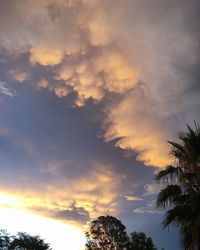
<box><xmin>156</xmin><ymin>122</ymin><xmax>200</xmax><ymax>250</ymax></box>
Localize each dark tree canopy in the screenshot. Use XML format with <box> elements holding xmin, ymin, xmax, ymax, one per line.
<box><xmin>0</xmin><ymin>230</ymin><xmax>11</xmax><ymax>249</ymax></box>
<box><xmin>0</xmin><ymin>230</ymin><xmax>51</xmax><ymax>250</ymax></box>
<box><xmin>85</xmin><ymin>215</ymin><xmax>129</xmax><ymax>250</ymax></box>
<box><xmin>129</xmin><ymin>232</ymin><xmax>157</xmax><ymax>250</ymax></box>
<box><xmin>85</xmin><ymin>215</ymin><xmax>157</xmax><ymax>250</ymax></box>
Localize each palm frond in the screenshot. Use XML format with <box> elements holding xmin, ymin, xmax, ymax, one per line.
<box><xmin>155</xmin><ymin>165</ymin><xmax>182</xmax><ymax>182</ymax></box>
<box><xmin>156</xmin><ymin>121</ymin><xmax>200</xmax><ymax>249</ymax></box>
<box><xmin>162</xmin><ymin>207</ymin><xmax>182</xmax><ymax>229</ymax></box>
<box><xmin>156</xmin><ymin>185</ymin><xmax>181</xmax><ymax>208</ymax></box>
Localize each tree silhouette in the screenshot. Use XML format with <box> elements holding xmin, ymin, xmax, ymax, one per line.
<box><xmin>0</xmin><ymin>230</ymin><xmax>51</xmax><ymax>250</ymax></box>
<box><xmin>129</xmin><ymin>232</ymin><xmax>157</xmax><ymax>250</ymax></box>
<box><xmin>156</xmin><ymin>122</ymin><xmax>200</xmax><ymax>250</ymax></box>
<box><xmin>85</xmin><ymin>215</ymin><xmax>129</xmax><ymax>250</ymax></box>
<box><xmin>0</xmin><ymin>230</ymin><xmax>11</xmax><ymax>249</ymax></box>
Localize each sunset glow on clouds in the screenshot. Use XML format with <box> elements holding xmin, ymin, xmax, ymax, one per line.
<box><xmin>0</xmin><ymin>0</ymin><xmax>200</xmax><ymax>249</ymax></box>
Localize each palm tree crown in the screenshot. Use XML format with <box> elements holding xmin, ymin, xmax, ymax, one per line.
<box><xmin>156</xmin><ymin>122</ymin><xmax>200</xmax><ymax>250</ymax></box>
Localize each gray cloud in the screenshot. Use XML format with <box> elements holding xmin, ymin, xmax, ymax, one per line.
<box><xmin>55</xmin><ymin>202</ymin><xmax>90</xmax><ymax>224</ymax></box>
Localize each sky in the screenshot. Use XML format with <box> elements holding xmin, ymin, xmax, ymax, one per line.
<box><xmin>0</xmin><ymin>0</ymin><xmax>200</xmax><ymax>249</ymax></box>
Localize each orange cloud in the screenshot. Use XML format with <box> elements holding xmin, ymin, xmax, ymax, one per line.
<box><xmin>30</xmin><ymin>48</ymin><xmax>63</xmax><ymax>66</ymax></box>
<box><xmin>0</xmin><ymin>164</ymin><xmax>123</xmax><ymax>225</ymax></box>
<box><xmin>124</xmin><ymin>195</ymin><xmax>143</xmax><ymax>201</ymax></box>
<box><xmin>104</xmin><ymin>89</ymin><xmax>171</xmax><ymax>168</ymax></box>
<box><xmin>1</xmin><ymin>0</ymin><xmax>197</xmax><ymax>171</ymax></box>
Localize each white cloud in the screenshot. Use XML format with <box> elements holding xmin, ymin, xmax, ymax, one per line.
<box><xmin>133</xmin><ymin>200</ymin><xmax>163</xmax><ymax>214</ymax></box>
<box><xmin>144</xmin><ymin>182</ymin><xmax>166</xmax><ymax>197</ymax></box>
<box><xmin>0</xmin><ymin>81</ymin><xmax>15</xmax><ymax>97</ymax></box>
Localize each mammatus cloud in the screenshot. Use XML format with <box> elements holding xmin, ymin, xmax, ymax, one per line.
<box><xmin>10</xmin><ymin>70</ymin><xmax>28</xmax><ymax>83</ymax></box>
<box><xmin>30</xmin><ymin>48</ymin><xmax>63</xmax><ymax>66</ymax></box>
<box><xmin>1</xmin><ymin>0</ymin><xmax>199</xmax><ymax>169</ymax></box>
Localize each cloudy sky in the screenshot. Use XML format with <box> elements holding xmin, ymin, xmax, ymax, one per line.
<box><xmin>0</xmin><ymin>0</ymin><xmax>200</xmax><ymax>249</ymax></box>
